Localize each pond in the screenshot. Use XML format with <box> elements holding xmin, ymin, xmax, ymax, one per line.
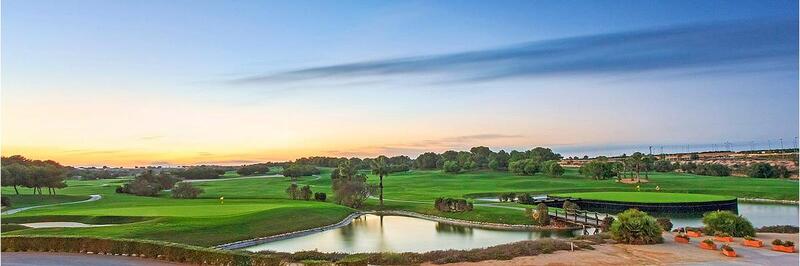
<box><xmin>243</xmin><ymin>214</ymin><xmax>577</xmax><ymax>253</ymax></box>
<box><xmin>667</xmin><ymin>202</ymin><xmax>799</xmax><ymax>228</ymax></box>
<box><xmin>243</xmin><ymin>202</ymin><xmax>798</xmax><ymax>253</ymax></box>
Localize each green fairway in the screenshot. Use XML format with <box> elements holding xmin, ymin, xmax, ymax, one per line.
<box><xmin>1</xmin><ymin>177</ymin><xmax>354</xmax><ymax>246</ymax></box>
<box><xmin>551</xmin><ymin>192</ymin><xmax>735</xmax><ymax>203</ymax></box>
<box><xmin>3</xmin><ymin>194</ymin><xmax>90</xmax><ymax>209</ymax></box>
<box><xmin>2</xmin><ymin>167</ymin><xmax>797</xmax><ymax>247</ymax></box>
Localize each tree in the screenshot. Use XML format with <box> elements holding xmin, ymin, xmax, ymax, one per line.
<box><xmin>176</xmin><ymin>166</ymin><xmax>225</xmax><ymax>180</ymax></box>
<box><xmin>494</xmin><ymin>150</ymin><xmax>510</xmax><ymax>170</ymax></box>
<box><xmin>469</xmin><ymin>146</ymin><xmax>493</xmax><ymax>168</ymax></box>
<box><xmin>653</xmin><ymin>160</ymin><xmax>674</xmax><ymax>172</ymax></box>
<box><xmin>579</xmin><ymin>160</ymin><xmax>615</xmax><ymax>180</ymax></box>
<box><xmin>172</xmin><ymin>182</ymin><xmax>203</xmax><ymax>198</ymax></box>
<box><xmin>542</xmin><ymin>160</ymin><xmax>564</xmax><ymax>177</ymax></box>
<box><xmin>282</xmin><ymin>164</ymin><xmax>320</xmax><ymax>184</ymax></box>
<box><xmin>118</xmin><ymin>170</ymin><xmax>173</xmax><ymax>196</ymax></box>
<box><xmin>370</xmin><ymin>157</ymin><xmax>390</xmax><ymax>208</ymax></box>
<box><xmin>299</xmin><ymin>185</ymin><xmax>313</xmax><ymax>200</ymax></box>
<box><xmin>414</xmin><ymin>152</ymin><xmax>440</xmax><ymax>169</ymax></box>
<box><xmin>332</xmin><ymin>161</ymin><xmax>371</xmax><ymax>208</ymax></box>
<box><xmin>509</xmin><ymin>159</ymin><xmax>540</xmax><ymax>175</ymax></box>
<box><xmin>747</xmin><ymin>163</ymin><xmax>776</xmax><ymax>178</ymax></box>
<box><xmin>488</xmin><ymin>159</ymin><xmax>499</xmax><ymax>170</ymax></box>
<box><xmin>285</xmin><ymin>183</ymin><xmax>299</xmax><ymax>199</ymax></box>
<box><xmin>1</xmin><ymin>163</ymin><xmax>29</xmax><ymax>195</ymax></box>
<box><xmin>443</xmin><ymin>160</ymin><xmax>461</xmax><ymax>173</ymax></box>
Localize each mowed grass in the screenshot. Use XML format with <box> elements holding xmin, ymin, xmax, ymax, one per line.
<box><xmin>1</xmin><ymin>177</ymin><xmax>354</xmax><ymax>247</ymax></box>
<box><xmin>552</xmin><ymin>192</ymin><xmax>735</xmax><ymax>203</ymax></box>
<box><xmin>2</xmin><ymin>167</ymin><xmax>797</xmax><ymax>246</ymax></box>
<box><xmin>3</xmin><ymin>194</ymin><xmax>90</xmax><ymax>209</ymax></box>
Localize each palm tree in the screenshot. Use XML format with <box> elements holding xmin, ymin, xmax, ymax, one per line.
<box><xmin>371</xmin><ymin>157</ymin><xmax>390</xmax><ymax>208</ymax></box>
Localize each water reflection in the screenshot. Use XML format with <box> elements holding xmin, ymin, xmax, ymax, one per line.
<box><xmin>244</xmin><ymin>214</ymin><xmax>574</xmax><ymax>253</ymax></box>
<box><xmin>583</xmin><ymin>202</ymin><xmax>798</xmax><ymax>229</ymax></box>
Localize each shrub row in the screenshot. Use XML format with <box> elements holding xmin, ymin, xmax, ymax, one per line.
<box><xmin>434</xmin><ymin>198</ymin><xmax>473</xmax><ymax>212</ymax></box>
<box><xmin>1</xmin><ymin>236</ymin><xmax>282</xmax><ymax>266</ymax></box>
<box><xmin>756</xmin><ymin>225</ymin><xmax>799</xmax><ymax>233</ymax></box>
<box><xmin>260</xmin><ymin>238</ymin><xmax>596</xmax><ymax>265</ymax></box>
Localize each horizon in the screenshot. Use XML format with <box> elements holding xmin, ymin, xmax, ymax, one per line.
<box><xmin>3</xmin><ymin>0</ymin><xmax>798</xmax><ymax>167</ymax></box>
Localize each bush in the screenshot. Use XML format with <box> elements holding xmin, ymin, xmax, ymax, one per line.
<box><xmin>656</xmin><ymin>218</ymin><xmax>673</xmax><ymax>231</ymax></box>
<box><xmin>443</xmin><ymin>161</ymin><xmax>461</xmax><ymax>174</ymax></box>
<box><xmin>756</xmin><ymin>225</ymin><xmax>799</xmax><ymax>233</ymax></box>
<box><xmin>600</xmin><ymin>216</ymin><xmax>615</xmax><ymax>232</ymax></box>
<box><xmin>702</xmin><ymin>239</ymin><xmax>715</xmax><ymax>245</ymax></box>
<box><xmin>562</xmin><ymin>200</ymin><xmax>580</xmax><ymax>212</ymax></box>
<box><xmin>721</xmin><ymin>244</ymin><xmax>734</xmax><ymax>251</ymax></box>
<box><xmin>702</xmin><ymin>211</ymin><xmax>755</xmax><ymax>237</ymax></box>
<box><xmin>772</xmin><ymin>239</ymin><xmax>784</xmax><ymax>246</ymax></box>
<box><xmin>434</xmin><ymin>198</ymin><xmax>473</xmax><ymax>212</ymax></box>
<box><xmin>785</xmin><ymin>241</ymin><xmax>795</xmax><ymax>247</ymax></box>
<box><xmin>748</xmin><ymin>163</ymin><xmax>777</xmax><ymax>178</ymax></box>
<box><xmin>1</xmin><ymin>196</ymin><xmax>10</xmax><ymax>207</ymax></box>
<box><xmin>610</xmin><ymin>209</ymin><xmax>663</xmax><ymax>244</ymax></box>
<box><xmin>534</xmin><ymin>203</ymin><xmax>550</xmax><ymax>226</ymax></box>
<box><xmin>692</xmin><ymin>163</ymin><xmax>731</xmax><ymax>176</ymax></box>
<box><xmin>509</xmin><ymin>159</ymin><xmax>540</xmax><ymax>176</ymax></box>
<box><xmin>653</xmin><ymin>160</ymin><xmax>675</xmax><ymax>172</ymax></box>
<box><xmin>715</xmin><ymin>232</ymin><xmax>730</xmax><ymax>237</ymax></box>
<box><xmin>171</xmin><ymin>182</ymin><xmax>203</xmax><ymax>199</ymax></box>
<box><xmin>299</xmin><ymin>185</ymin><xmax>313</xmax><ymax>200</ymax></box>
<box><xmin>285</xmin><ymin>184</ymin><xmax>299</xmax><ymax>200</ymax></box>
<box><xmin>314</xmin><ymin>192</ymin><xmax>327</xmax><ymax>201</ymax></box>
<box><xmin>542</xmin><ymin>160</ymin><xmax>564</xmax><ymax>177</ymax></box>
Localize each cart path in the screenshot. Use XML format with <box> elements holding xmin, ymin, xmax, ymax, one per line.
<box><xmin>1</xmin><ymin>195</ymin><xmax>102</xmax><ymax>215</ymax></box>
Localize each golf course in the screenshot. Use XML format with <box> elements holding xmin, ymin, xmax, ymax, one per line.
<box><xmin>2</xmin><ymin>167</ymin><xmax>797</xmax><ymax>247</ymax></box>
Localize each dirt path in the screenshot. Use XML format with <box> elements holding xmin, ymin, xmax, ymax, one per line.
<box><xmin>1</xmin><ymin>252</ymin><xmax>186</xmax><ymax>266</ymax></box>
<box><xmin>1</xmin><ymin>195</ymin><xmax>102</xmax><ymax>215</ymax></box>
<box><xmin>432</xmin><ymin>233</ymin><xmax>799</xmax><ymax>266</ymax></box>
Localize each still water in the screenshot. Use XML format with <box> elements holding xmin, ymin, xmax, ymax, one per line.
<box><xmin>244</xmin><ymin>214</ymin><xmax>576</xmax><ymax>253</ymax></box>
<box><xmin>244</xmin><ymin>202</ymin><xmax>797</xmax><ymax>253</ymax></box>
<box><xmin>669</xmin><ymin>202</ymin><xmax>799</xmax><ymax>228</ymax></box>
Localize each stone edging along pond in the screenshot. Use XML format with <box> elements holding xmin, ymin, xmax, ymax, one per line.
<box><xmin>738</xmin><ymin>198</ymin><xmax>799</xmax><ymax>205</ymax></box>
<box><xmin>215</xmin><ymin>210</ymin><xmax>577</xmax><ymax>250</ymax></box>
<box><xmin>214</xmin><ymin>212</ymin><xmax>364</xmax><ymax>250</ymax></box>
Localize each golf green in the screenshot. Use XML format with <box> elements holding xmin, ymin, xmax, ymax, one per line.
<box><xmin>552</xmin><ymin>192</ymin><xmax>735</xmax><ymax>203</ymax></box>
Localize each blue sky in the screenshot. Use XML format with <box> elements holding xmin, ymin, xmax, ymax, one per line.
<box><xmin>2</xmin><ymin>0</ymin><xmax>798</xmax><ymax>165</ymax></box>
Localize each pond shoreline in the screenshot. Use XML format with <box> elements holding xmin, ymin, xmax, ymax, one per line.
<box><xmin>215</xmin><ymin>210</ymin><xmax>578</xmax><ymax>250</ymax></box>
<box><xmin>374</xmin><ymin>210</ymin><xmax>580</xmax><ymax>231</ymax></box>
<box><xmin>738</xmin><ymin>198</ymin><xmax>799</xmax><ymax>205</ymax></box>
<box><xmin>214</xmin><ymin>211</ymin><xmax>365</xmax><ymax>250</ymax></box>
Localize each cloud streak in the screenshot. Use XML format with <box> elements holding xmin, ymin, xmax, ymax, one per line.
<box><xmin>232</xmin><ymin>19</ymin><xmax>797</xmax><ymax>85</ymax></box>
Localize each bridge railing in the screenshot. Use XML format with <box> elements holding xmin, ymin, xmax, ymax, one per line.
<box><xmin>550</xmin><ymin>208</ymin><xmax>608</xmax><ymax>226</ymax></box>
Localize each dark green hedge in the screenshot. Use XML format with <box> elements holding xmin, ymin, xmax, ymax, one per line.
<box><xmin>1</xmin><ymin>236</ymin><xmax>282</xmax><ymax>266</ymax></box>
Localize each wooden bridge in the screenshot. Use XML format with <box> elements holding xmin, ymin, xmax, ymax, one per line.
<box><xmin>549</xmin><ymin>208</ymin><xmax>610</xmax><ymax>233</ymax></box>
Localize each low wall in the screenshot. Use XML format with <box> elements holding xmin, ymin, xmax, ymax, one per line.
<box><xmin>565</xmin><ymin>198</ymin><xmax>738</xmax><ymax>214</ymax></box>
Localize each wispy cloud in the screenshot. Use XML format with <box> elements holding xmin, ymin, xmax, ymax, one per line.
<box><xmin>138</xmin><ymin>135</ymin><xmax>164</xmax><ymax>141</ymax></box>
<box><xmin>232</xmin><ymin>19</ymin><xmax>797</xmax><ymax>85</ymax></box>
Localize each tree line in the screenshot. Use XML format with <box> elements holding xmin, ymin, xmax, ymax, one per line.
<box><xmin>1</xmin><ymin>155</ymin><xmax>69</xmax><ymax>195</ymax></box>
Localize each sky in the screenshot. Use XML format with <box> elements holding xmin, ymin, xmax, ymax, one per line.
<box><xmin>2</xmin><ymin>0</ymin><xmax>798</xmax><ymax>167</ymax></box>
